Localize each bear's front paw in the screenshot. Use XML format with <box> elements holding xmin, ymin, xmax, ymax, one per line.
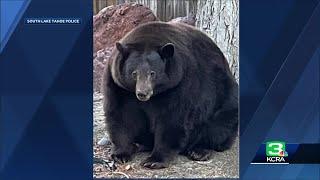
<box><xmin>140</xmin><ymin>156</ymin><xmax>168</xmax><ymax>169</ymax></box>
<box><xmin>111</xmin><ymin>152</ymin><xmax>132</xmax><ymax>164</ymax></box>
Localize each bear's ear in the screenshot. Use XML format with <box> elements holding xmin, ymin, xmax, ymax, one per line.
<box><xmin>115</xmin><ymin>42</ymin><xmax>127</xmax><ymax>54</ymax></box>
<box><xmin>159</xmin><ymin>43</ymin><xmax>175</xmax><ymax>59</ymax></box>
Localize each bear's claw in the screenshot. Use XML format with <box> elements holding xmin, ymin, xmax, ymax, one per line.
<box><xmin>111</xmin><ymin>153</ymin><xmax>131</xmax><ymax>164</ymax></box>
<box><xmin>140</xmin><ymin>157</ymin><xmax>168</xmax><ymax>169</ymax></box>
<box><xmin>186</xmin><ymin>149</ymin><xmax>211</xmax><ymax>161</ymax></box>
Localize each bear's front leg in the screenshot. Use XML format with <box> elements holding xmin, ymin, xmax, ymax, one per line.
<box><xmin>141</xmin><ymin>121</ymin><xmax>185</xmax><ymax>169</ymax></box>
<box><xmin>107</xmin><ymin>113</ymin><xmax>137</xmax><ymax>164</ymax></box>
<box><xmin>106</xmin><ymin>100</ymin><xmax>150</xmax><ymax>163</ymax></box>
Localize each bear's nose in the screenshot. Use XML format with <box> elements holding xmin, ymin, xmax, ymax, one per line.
<box><xmin>137</xmin><ymin>92</ymin><xmax>147</xmax><ymax>99</ymax></box>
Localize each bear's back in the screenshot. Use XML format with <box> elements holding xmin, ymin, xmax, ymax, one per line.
<box><xmin>120</xmin><ymin>21</ymin><xmax>229</xmax><ymax>71</ymax></box>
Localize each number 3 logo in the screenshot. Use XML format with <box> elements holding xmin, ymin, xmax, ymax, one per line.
<box><xmin>266</xmin><ymin>141</ymin><xmax>285</xmax><ymax>156</ymax></box>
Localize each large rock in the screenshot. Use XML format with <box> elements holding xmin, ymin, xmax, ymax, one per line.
<box><xmin>94</xmin><ymin>47</ymin><xmax>113</xmax><ymax>92</ymax></box>
<box><xmin>169</xmin><ymin>14</ymin><xmax>196</xmax><ymax>26</ymax></box>
<box><xmin>93</xmin><ymin>3</ymin><xmax>157</xmax><ymax>92</ymax></box>
<box><xmin>93</xmin><ymin>3</ymin><xmax>158</xmax><ymax>54</ymax></box>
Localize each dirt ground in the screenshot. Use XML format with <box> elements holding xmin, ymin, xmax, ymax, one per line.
<box><xmin>93</xmin><ymin>92</ymin><xmax>239</xmax><ymax>179</ymax></box>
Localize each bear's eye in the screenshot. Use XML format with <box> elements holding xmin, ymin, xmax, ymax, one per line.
<box><xmin>150</xmin><ymin>71</ymin><xmax>156</xmax><ymax>78</ymax></box>
<box><xmin>132</xmin><ymin>71</ymin><xmax>137</xmax><ymax>80</ymax></box>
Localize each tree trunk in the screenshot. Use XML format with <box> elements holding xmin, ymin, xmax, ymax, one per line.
<box><xmin>196</xmin><ymin>0</ymin><xmax>239</xmax><ymax>81</ymax></box>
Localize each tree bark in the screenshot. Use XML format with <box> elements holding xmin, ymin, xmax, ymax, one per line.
<box><xmin>196</xmin><ymin>0</ymin><xmax>239</xmax><ymax>81</ymax></box>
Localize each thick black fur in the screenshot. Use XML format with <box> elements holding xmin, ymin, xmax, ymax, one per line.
<box><xmin>102</xmin><ymin>22</ymin><xmax>238</xmax><ymax>169</ymax></box>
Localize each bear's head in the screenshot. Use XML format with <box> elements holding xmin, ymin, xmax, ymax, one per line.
<box><xmin>111</xmin><ymin>42</ymin><xmax>175</xmax><ymax>101</ymax></box>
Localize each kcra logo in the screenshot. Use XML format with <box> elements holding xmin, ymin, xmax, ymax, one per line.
<box><xmin>266</xmin><ymin>141</ymin><xmax>288</xmax><ymax>163</ymax></box>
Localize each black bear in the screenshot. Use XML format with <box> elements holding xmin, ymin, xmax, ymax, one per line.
<box><xmin>102</xmin><ymin>21</ymin><xmax>238</xmax><ymax>169</ymax></box>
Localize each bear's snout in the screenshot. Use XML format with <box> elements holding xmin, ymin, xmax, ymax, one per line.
<box><xmin>135</xmin><ymin>73</ymin><xmax>153</xmax><ymax>101</ymax></box>
<box><xmin>136</xmin><ymin>89</ymin><xmax>153</xmax><ymax>101</ymax></box>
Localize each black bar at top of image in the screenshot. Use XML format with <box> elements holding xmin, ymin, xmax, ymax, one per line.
<box><xmin>290</xmin><ymin>144</ymin><xmax>320</xmax><ymax>164</ymax></box>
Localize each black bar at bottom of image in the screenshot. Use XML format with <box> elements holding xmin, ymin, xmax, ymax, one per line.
<box><xmin>289</xmin><ymin>144</ymin><xmax>320</xmax><ymax>164</ymax></box>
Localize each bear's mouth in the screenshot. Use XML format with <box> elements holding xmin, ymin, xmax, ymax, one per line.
<box><xmin>136</xmin><ymin>91</ymin><xmax>152</xmax><ymax>101</ymax></box>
